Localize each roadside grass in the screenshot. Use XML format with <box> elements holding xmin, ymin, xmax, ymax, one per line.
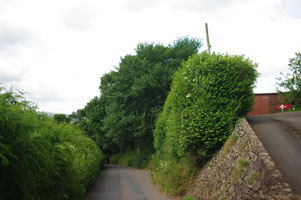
<box><xmin>220</xmin><ymin>133</ymin><xmax>238</xmax><ymax>159</ymax></box>
<box><xmin>230</xmin><ymin>157</ymin><xmax>248</xmax><ymax>184</ymax></box>
<box><xmin>148</xmin><ymin>157</ymin><xmax>193</xmax><ymax>196</ymax></box>
<box><xmin>183</xmin><ymin>195</ymin><xmax>195</xmax><ymax>200</ymax></box>
<box><xmin>246</xmin><ymin>170</ymin><xmax>259</xmax><ymax>185</ymax></box>
<box><xmin>238</xmin><ymin>138</ymin><xmax>249</xmax><ymax>153</ymax></box>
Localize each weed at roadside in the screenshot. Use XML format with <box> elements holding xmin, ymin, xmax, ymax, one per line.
<box><xmin>230</xmin><ymin>157</ymin><xmax>248</xmax><ymax>184</ymax></box>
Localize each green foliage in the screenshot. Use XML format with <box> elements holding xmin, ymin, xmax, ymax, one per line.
<box><xmin>0</xmin><ymin>87</ymin><xmax>104</xmax><ymax>200</ymax></box>
<box><xmin>149</xmin><ymin>156</ymin><xmax>193</xmax><ymax>196</ymax></box>
<box><xmin>277</xmin><ymin>52</ymin><xmax>301</xmax><ymax>103</ymax></box>
<box><xmin>230</xmin><ymin>157</ymin><xmax>248</xmax><ymax>184</ymax></box>
<box><xmin>154</xmin><ymin>52</ymin><xmax>258</xmax><ymax>162</ymax></box>
<box><xmin>151</xmin><ymin>52</ymin><xmax>258</xmax><ymax>195</ymax></box>
<box><xmin>246</xmin><ymin>170</ymin><xmax>259</xmax><ymax>185</ymax></box>
<box><xmin>109</xmin><ymin>153</ymin><xmax>122</xmax><ymax>164</ymax></box>
<box><xmin>118</xmin><ymin>151</ymin><xmax>150</xmax><ymax>168</ymax></box>
<box><xmin>73</xmin><ymin>37</ymin><xmax>202</xmax><ymax>165</ymax></box>
<box><xmin>238</xmin><ymin>138</ymin><xmax>249</xmax><ymax>152</ymax></box>
<box><xmin>183</xmin><ymin>196</ymin><xmax>195</xmax><ymax>200</ymax></box>
<box><xmin>109</xmin><ymin>150</ymin><xmax>152</xmax><ymax>168</ymax></box>
<box><xmin>54</xmin><ymin>113</ymin><xmax>71</xmax><ymax>123</ymax></box>
<box><xmin>220</xmin><ymin>133</ymin><xmax>238</xmax><ymax>159</ymax></box>
<box><xmin>71</xmin><ymin>97</ymin><xmax>113</xmax><ymax>154</ymax></box>
<box><xmin>100</xmin><ymin>37</ymin><xmax>201</xmax><ymax>155</ymax></box>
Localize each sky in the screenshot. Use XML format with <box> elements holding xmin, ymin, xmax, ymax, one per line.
<box><xmin>0</xmin><ymin>0</ymin><xmax>301</xmax><ymax>114</ymax></box>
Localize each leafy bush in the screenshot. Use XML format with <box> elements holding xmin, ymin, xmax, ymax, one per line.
<box><xmin>0</xmin><ymin>87</ymin><xmax>104</xmax><ymax>200</ymax></box>
<box><xmin>110</xmin><ymin>150</ymin><xmax>151</xmax><ymax>168</ymax></box>
<box><xmin>154</xmin><ymin>52</ymin><xmax>258</xmax><ymax>162</ymax></box>
<box><xmin>151</xmin><ymin>52</ymin><xmax>258</xmax><ymax>195</ymax></box>
<box><xmin>109</xmin><ymin>153</ymin><xmax>122</xmax><ymax>164</ymax></box>
<box><xmin>149</xmin><ymin>156</ymin><xmax>193</xmax><ymax>196</ymax></box>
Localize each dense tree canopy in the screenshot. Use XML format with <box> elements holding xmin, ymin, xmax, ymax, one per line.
<box><xmin>73</xmin><ymin>37</ymin><xmax>202</xmax><ymax>166</ymax></box>
<box><xmin>54</xmin><ymin>113</ymin><xmax>71</xmax><ymax>123</ymax></box>
<box><xmin>71</xmin><ymin>96</ymin><xmax>113</xmax><ymax>155</ymax></box>
<box><xmin>100</xmin><ymin>38</ymin><xmax>201</xmax><ymax>155</ymax></box>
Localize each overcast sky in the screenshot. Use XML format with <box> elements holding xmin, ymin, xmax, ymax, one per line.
<box><xmin>0</xmin><ymin>0</ymin><xmax>300</xmax><ymax>114</ymax></box>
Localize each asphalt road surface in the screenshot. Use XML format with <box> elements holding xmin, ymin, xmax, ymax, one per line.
<box><xmin>85</xmin><ymin>164</ymin><xmax>177</xmax><ymax>200</ymax></box>
<box><xmin>247</xmin><ymin>111</ymin><xmax>301</xmax><ymax>194</ymax></box>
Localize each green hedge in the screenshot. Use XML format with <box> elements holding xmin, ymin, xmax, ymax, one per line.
<box><xmin>150</xmin><ymin>53</ymin><xmax>258</xmax><ymax>195</ymax></box>
<box><xmin>0</xmin><ymin>88</ymin><xmax>104</xmax><ymax>200</ymax></box>
<box><xmin>154</xmin><ymin>52</ymin><xmax>258</xmax><ymax>161</ymax></box>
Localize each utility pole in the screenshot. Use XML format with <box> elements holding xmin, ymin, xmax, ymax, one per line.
<box><xmin>205</xmin><ymin>23</ymin><xmax>211</xmax><ymax>55</ymax></box>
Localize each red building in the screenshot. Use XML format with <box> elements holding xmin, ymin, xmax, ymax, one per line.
<box><xmin>247</xmin><ymin>93</ymin><xmax>282</xmax><ymax>116</ymax></box>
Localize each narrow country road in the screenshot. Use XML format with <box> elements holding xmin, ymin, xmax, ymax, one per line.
<box><xmin>247</xmin><ymin>111</ymin><xmax>301</xmax><ymax>194</ymax></box>
<box><xmin>85</xmin><ymin>164</ymin><xmax>176</xmax><ymax>200</ymax></box>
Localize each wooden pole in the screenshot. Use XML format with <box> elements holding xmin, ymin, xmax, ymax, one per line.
<box><xmin>205</xmin><ymin>23</ymin><xmax>211</xmax><ymax>55</ymax></box>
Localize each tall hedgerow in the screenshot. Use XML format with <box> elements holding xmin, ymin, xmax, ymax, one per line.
<box><xmin>0</xmin><ymin>87</ymin><xmax>104</xmax><ymax>200</ymax></box>
<box><xmin>150</xmin><ymin>52</ymin><xmax>258</xmax><ymax>194</ymax></box>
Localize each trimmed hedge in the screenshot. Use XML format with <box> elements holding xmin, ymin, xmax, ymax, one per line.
<box><xmin>150</xmin><ymin>53</ymin><xmax>258</xmax><ymax>195</ymax></box>
<box><xmin>154</xmin><ymin>52</ymin><xmax>258</xmax><ymax>161</ymax></box>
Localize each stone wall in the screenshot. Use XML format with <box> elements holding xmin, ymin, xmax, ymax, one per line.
<box><xmin>187</xmin><ymin>118</ymin><xmax>300</xmax><ymax>199</ymax></box>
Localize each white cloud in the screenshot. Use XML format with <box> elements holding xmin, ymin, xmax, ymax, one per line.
<box><xmin>124</xmin><ymin>0</ymin><xmax>164</xmax><ymax>12</ymax></box>
<box><xmin>0</xmin><ymin>67</ymin><xmax>26</xmax><ymax>83</ymax></box>
<box><xmin>0</xmin><ymin>0</ymin><xmax>300</xmax><ymax>113</ymax></box>
<box><xmin>0</xmin><ymin>0</ymin><xmax>19</xmax><ymax>11</ymax></box>
<box><xmin>0</xmin><ymin>23</ymin><xmax>39</xmax><ymax>58</ymax></box>
<box><xmin>169</xmin><ymin>0</ymin><xmax>234</xmax><ymax>13</ymax></box>
<box><xmin>61</xmin><ymin>5</ymin><xmax>100</xmax><ymax>31</ymax></box>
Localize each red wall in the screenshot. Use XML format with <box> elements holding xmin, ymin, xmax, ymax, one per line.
<box><xmin>247</xmin><ymin>93</ymin><xmax>282</xmax><ymax>116</ymax></box>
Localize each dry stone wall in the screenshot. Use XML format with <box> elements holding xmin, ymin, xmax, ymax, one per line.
<box><xmin>188</xmin><ymin>118</ymin><xmax>300</xmax><ymax>200</ymax></box>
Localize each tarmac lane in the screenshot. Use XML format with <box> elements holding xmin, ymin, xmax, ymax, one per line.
<box><xmin>247</xmin><ymin>111</ymin><xmax>301</xmax><ymax>194</ymax></box>
<box><xmin>85</xmin><ymin>164</ymin><xmax>176</xmax><ymax>200</ymax></box>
